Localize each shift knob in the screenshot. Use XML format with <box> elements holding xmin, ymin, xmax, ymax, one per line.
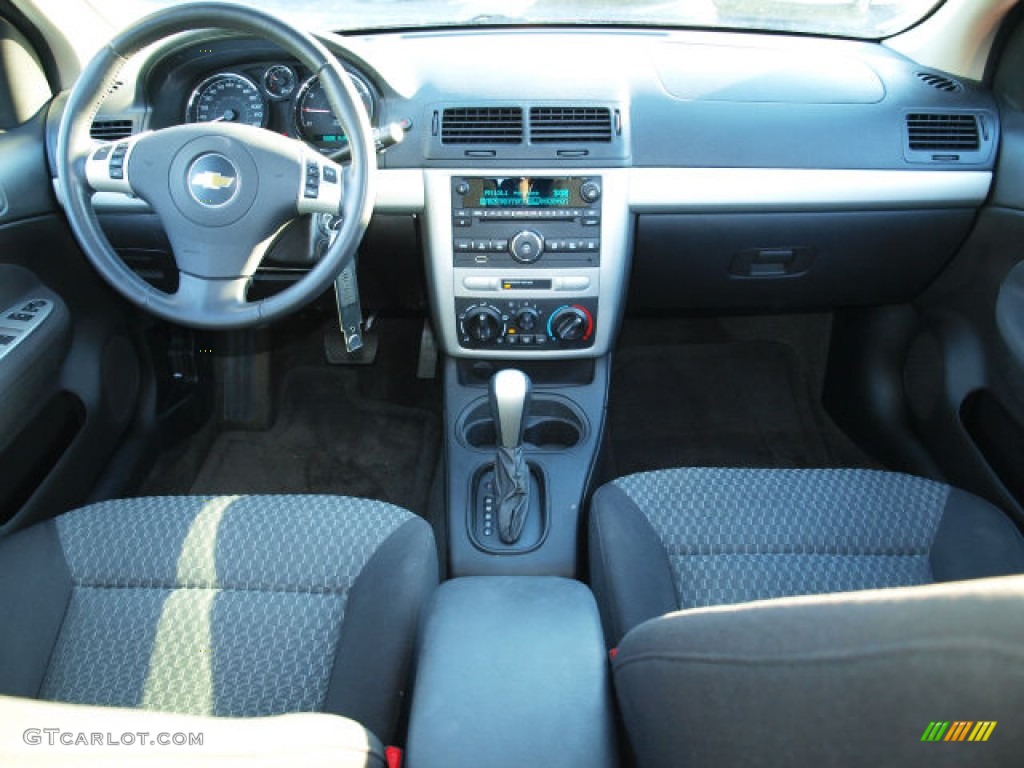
<box><xmin>489</xmin><ymin>369</ymin><xmax>531</xmax><ymax>449</ymax></box>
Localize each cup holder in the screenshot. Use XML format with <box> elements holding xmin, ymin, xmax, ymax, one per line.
<box><xmin>460</xmin><ymin>396</ymin><xmax>586</xmax><ymax>451</ymax></box>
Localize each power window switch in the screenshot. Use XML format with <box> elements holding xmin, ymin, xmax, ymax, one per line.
<box><xmin>7</xmin><ymin>312</ymin><xmax>33</xmax><ymax>322</ymax></box>
<box><xmin>0</xmin><ymin>333</ymin><xmax>16</xmax><ymax>346</ymax></box>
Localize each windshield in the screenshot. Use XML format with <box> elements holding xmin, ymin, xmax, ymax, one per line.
<box><xmin>84</xmin><ymin>0</ymin><xmax>942</xmax><ymax>39</ymax></box>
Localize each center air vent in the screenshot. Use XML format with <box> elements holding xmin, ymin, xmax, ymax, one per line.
<box><xmin>906</xmin><ymin>113</ymin><xmax>980</xmax><ymax>151</ymax></box>
<box><xmin>915</xmin><ymin>72</ymin><xmax>962</xmax><ymax>93</ymax></box>
<box><xmin>529</xmin><ymin>107</ymin><xmax>613</xmax><ymax>143</ymax></box>
<box><xmin>89</xmin><ymin>119</ymin><xmax>134</xmax><ymax>141</ymax></box>
<box><xmin>441</xmin><ymin>107</ymin><xmax>523</xmax><ymax>144</ymax></box>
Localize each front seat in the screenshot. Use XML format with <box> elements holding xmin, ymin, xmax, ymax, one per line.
<box><xmin>589</xmin><ymin>467</ymin><xmax>1024</xmax><ymax>646</ymax></box>
<box><xmin>589</xmin><ymin>467</ymin><xmax>1024</xmax><ymax>767</ymax></box>
<box><xmin>0</xmin><ymin>495</ymin><xmax>437</xmax><ymax>753</ymax></box>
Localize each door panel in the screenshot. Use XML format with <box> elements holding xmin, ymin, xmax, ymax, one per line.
<box><xmin>894</xmin><ymin>16</ymin><xmax>1024</xmax><ymax>521</ymax></box>
<box><xmin>0</xmin><ymin>18</ymin><xmax>142</xmax><ymax>529</ymax></box>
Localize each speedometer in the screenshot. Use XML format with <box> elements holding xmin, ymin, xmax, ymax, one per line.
<box><xmin>295</xmin><ymin>73</ymin><xmax>375</xmax><ymax>147</ymax></box>
<box><xmin>186</xmin><ymin>73</ymin><xmax>267</xmax><ymax>127</ymax></box>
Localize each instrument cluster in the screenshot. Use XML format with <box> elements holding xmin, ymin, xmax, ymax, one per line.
<box><xmin>184</xmin><ymin>62</ymin><xmax>377</xmax><ymax>150</ymax></box>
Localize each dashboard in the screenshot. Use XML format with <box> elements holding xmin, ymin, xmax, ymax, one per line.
<box><xmin>138</xmin><ymin>36</ymin><xmax>382</xmax><ymax>154</ymax></box>
<box><xmin>67</xmin><ymin>26</ymin><xmax>1001</xmax><ymax>360</ymax></box>
<box><xmin>183</xmin><ymin>62</ymin><xmax>375</xmax><ymax>150</ymax></box>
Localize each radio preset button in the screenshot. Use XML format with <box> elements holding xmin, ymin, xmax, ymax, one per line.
<box><xmin>454</xmin><ymin>239</ymin><xmax>472</xmax><ymax>252</ymax></box>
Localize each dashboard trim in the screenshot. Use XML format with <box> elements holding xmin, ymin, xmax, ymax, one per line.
<box><xmin>627</xmin><ymin>169</ymin><xmax>992</xmax><ymax>212</ymax></box>
<box><xmin>79</xmin><ymin>168</ymin><xmax>991</xmax><ymax>216</ymax></box>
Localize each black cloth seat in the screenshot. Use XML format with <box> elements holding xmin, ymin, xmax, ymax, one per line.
<box><xmin>589</xmin><ymin>467</ymin><xmax>1024</xmax><ymax>646</ymax></box>
<box><xmin>612</xmin><ymin>575</ymin><xmax>1024</xmax><ymax>767</ymax></box>
<box><xmin>0</xmin><ymin>494</ymin><xmax>438</xmax><ymax>748</ymax></box>
<box><xmin>590</xmin><ymin>468</ymin><xmax>1024</xmax><ymax>767</ymax></box>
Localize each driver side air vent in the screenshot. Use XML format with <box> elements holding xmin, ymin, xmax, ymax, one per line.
<box><xmin>906</xmin><ymin>113</ymin><xmax>980</xmax><ymax>152</ymax></box>
<box><xmin>529</xmin><ymin>106</ymin><xmax>613</xmax><ymax>143</ymax></box>
<box><xmin>915</xmin><ymin>72</ymin><xmax>962</xmax><ymax>93</ymax></box>
<box><xmin>90</xmin><ymin>119</ymin><xmax>134</xmax><ymax>141</ymax></box>
<box><xmin>441</xmin><ymin>107</ymin><xmax>523</xmax><ymax>144</ymax></box>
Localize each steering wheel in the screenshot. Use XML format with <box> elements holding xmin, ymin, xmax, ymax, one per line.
<box><xmin>56</xmin><ymin>2</ymin><xmax>376</xmax><ymax>329</ymax></box>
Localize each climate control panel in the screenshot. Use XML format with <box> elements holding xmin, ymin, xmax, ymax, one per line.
<box><xmin>456</xmin><ymin>298</ymin><xmax>597</xmax><ymax>351</ymax></box>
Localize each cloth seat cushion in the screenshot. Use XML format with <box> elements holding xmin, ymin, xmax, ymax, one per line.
<box><xmin>611</xmin><ymin>575</ymin><xmax>1024</xmax><ymax>768</ymax></box>
<box><xmin>0</xmin><ymin>495</ymin><xmax>437</xmax><ymax>746</ymax></box>
<box><xmin>589</xmin><ymin>468</ymin><xmax>1024</xmax><ymax>645</ymax></box>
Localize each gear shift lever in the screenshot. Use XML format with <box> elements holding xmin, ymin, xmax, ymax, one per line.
<box><xmin>489</xmin><ymin>369</ymin><xmax>531</xmax><ymax>544</ymax></box>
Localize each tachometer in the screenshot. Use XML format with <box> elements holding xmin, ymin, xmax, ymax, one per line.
<box><xmin>186</xmin><ymin>73</ymin><xmax>267</xmax><ymax>127</ymax></box>
<box><xmin>295</xmin><ymin>73</ymin><xmax>375</xmax><ymax>147</ymax></box>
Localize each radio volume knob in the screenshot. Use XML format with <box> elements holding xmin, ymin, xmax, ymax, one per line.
<box><xmin>510</xmin><ymin>230</ymin><xmax>544</xmax><ymax>264</ymax></box>
<box><xmin>580</xmin><ymin>181</ymin><xmax>601</xmax><ymax>203</ymax></box>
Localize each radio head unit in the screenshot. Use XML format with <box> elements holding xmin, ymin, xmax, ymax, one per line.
<box><xmin>454</xmin><ymin>177</ymin><xmax>597</xmax><ymax>210</ymax></box>
<box><xmin>452</xmin><ymin>176</ymin><xmax>602</xmax><ymax>269</ymax></box>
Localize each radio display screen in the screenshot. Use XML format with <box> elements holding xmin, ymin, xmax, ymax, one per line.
<box><xmin>463</xmin><ymin>177</ymin><xmax>585</xmax><ymax>208</ymax></box>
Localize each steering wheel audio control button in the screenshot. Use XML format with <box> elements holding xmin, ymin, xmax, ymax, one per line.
<box><xmin>85</xmin><ymin>137</ymin><xmax>138</xmax><ymax>195</ymax></box>
<box><xmin>297</xmin><ymin>154</ymin><xmax>344</xmax><ymax>215</ymax></box>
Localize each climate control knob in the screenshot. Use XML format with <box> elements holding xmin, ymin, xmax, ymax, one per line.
<box><xmin>510</xmin><ymin>230</ymin><xmax>544</xmax><ymax>264</ymax></box>
<box><xmin>514</xmin><ymin>308</ymin><xmax>540</xmax><ymax>332</ymax></box>
<box><xmin>549</xmin><ymin>305</ymin><xmax>593</xmax><ymax>342</ymax></box>
<box><xmin>461</xmin><ymin>306</ymin><xmax>505</xmax><ymax>343</ymax></box>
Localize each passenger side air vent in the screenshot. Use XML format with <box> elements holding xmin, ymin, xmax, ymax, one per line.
<box><xmin>915</xmin><ymin>72</ymin><xmax>962</xmax><ymax>93</ymax></box>
<box><xmin>441</xmin><ymin>107</ymin><xmax>523</xmax><ymax>144</ymax></box>
<box><xmin>529</xmin><ymin>107</ymin><xmax>613</xmax><ymax>143</ymax></box>
<box><xmin>906</xmin><ymin>113</ymin><xmax>980</xmax><ymax>151</ymax></box>
<box><xmin>90</xmin><ymin>119</ymin><xmax>134</xmax><ymax>141</ymax></box>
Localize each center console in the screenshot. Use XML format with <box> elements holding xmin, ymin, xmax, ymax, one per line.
<box><xmin>423</xmin><ymin>168</ymin><xmax>630</xmax><ymax>577</ymax></box>
<box><xmin>424</xmin><ymin>168</ymin><xmax>631</xmax><ymax>362</ymax></box>
<box><xmin>405</xmin><ymin>577</ymin><xmax>618</xmax><ymax>768</ymax></box>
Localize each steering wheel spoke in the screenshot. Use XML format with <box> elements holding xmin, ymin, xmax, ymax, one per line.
<box><xmin>84</xmin><ymin>134</ymin><xmax>144</xmax><ymax>196</ymax></box>
<box><xmin>296</xmin><ymin>150</ymin><xmax>345</xmax><ymax>216</ymax></box>
<box><xmin>168</xmin><ymin>273</ymin><xmax>253</xmax><ymax>318</ymax></box>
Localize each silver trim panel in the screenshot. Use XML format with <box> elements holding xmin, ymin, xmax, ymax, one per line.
<box><xmin>628</xmin><ymin>168</ymin><xmax>992</xmax><ymax>212</ymax></box>
<box><xmin>78</xmin><ymin>167</ymin><xmax>990</xmax><ymax>216</ymax></box>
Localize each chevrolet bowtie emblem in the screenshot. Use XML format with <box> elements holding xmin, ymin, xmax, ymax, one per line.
<box><xmin>191</xmin><ymin>171</ymin><xmax>236</xmax><ymax>190</ymax></box>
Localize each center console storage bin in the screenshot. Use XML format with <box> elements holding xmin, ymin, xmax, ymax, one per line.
<box><xmin>406</xmin><ymin>577</ymin><xmax>618</xmax><ymax>768</ymax></box>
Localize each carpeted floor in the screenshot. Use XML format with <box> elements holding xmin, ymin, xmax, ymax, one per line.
<box><xmin>187</xmin><ymin>365</ymin><xmax>439</xmax><ymax>515</ymax></box>
<box><xmin>608</xmin><ymin>316</ymin><xmax>877</xmax><ymax>477</ymax></box>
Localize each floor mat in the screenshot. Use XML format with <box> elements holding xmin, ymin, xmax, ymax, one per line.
<box><xmin>609</xmin><ymin>339</ymin><xmax>866</xmax><ymax>476</ymax></box>
<box><xmin>189</xmin><ymin>366</ymin><xmax>440</xmax><ymax>515</ymax></box>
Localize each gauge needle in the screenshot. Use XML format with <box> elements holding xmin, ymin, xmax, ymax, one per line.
<box><xmin>303</xmin><ymin>108</ymin><xmax>332</xmax><ymax>113</ymax></box>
